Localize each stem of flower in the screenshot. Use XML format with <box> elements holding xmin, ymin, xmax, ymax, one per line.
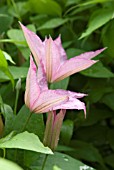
<box><xmin>41</xmin><ymin>154</ymin><xmax>48</xmax><ymax>170</ymax></box>
<box><xmin>14</xmin><ymin>89</ymin><xmax>19</xmax><ymax>115</ymax></box>
<box><xmin>3</xmin><ymin>148</ymin><xmax>6</xmax><ymax>158</ymax></box>
<box><xmin>21</xmin><ymin>112</ymin><xmax>33</xmax><ymax>132</ymax></box>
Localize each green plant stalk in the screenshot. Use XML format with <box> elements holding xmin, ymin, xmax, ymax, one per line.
<box><xmin>14</xmin><ymin>89</ymin><xmax>19</xmax><ymax>115</ymax></box>
<box><xmin>41</xmin><ymin>154</ymin><xmax>48</xmax><ymax>170</ymax></box>
<box><xmin>2</xmin><ymin>148</ymin><xmax>6</xmax><ymax>158</ymax></box>
<box><xmin>21</xmin><ymin>112</ymin><xmax>33</xmax><ymax>132</ymax></box>
<box><xmin>10</xmin><ymin>0</ymin><xmax>22</xmax><ymax>21</ymax></box>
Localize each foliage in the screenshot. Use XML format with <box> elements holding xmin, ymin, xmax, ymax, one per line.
<box><xmin>0</xmin><ymin>0</ymin><xmax>114</xmax><ymax>169</ymax></box>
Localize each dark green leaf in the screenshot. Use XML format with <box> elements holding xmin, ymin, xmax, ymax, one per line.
<box><xmin>50</xmin><ymin>77</ymin><xmax>69</xmax><ymax>90</ymax></box>
<box><xmin>80</xmin><ymin>8</ymin><xmax>114</xmax><ymax>39</ymax></box>
<box><xmin>81</xmin><ymin>62</ymin><xmax>114</xmax><ymax>78</ymax></box>
<box><xmin>28</xmin><ymin>0</ymin><xmax>62</xmax><ymax>16</ymax></box>
<box><xmin>0</xmin><ymin>14</ymin><xmax>13</xmax><ymax>33</ymax></box>
<box><xmin>101</xmin><ymin>93</ymin><xmax>114</xmax><ymax>111</ymax></box>
<box><xmin>60</xmin><ymin>120</ymin><xmax>74</xmax><ymax>145</ymax></box>
<box><xmin>38</xmin><ymin>18</ymin><xmax>68</xmax><ymax>30</ymax></box>
<box><xmin>31</xmin><ymin>152</ymin><xmax>94</xmax><ymax>170</ymax></box>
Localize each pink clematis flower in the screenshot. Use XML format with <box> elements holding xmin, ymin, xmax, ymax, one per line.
<box><xmin>25</xmin><ymin>55</ymin><xmax>86</xmax><ymax>115</ymax></box>
<box><xmin>20</xmin><ymin>23</ymin><xmax>105</xmax><ymax>83</ymax></box>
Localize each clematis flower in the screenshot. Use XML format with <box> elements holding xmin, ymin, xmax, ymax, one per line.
<box><xmin>43</xmin><ymin>110</ymin><xmax>66</xmax><ymax>150</ymax></box>
<box><xmin>20</xmin><ymin>23</ymin><xmax>105</xmax><ymax>83</ymax></box>
<box><xmin>25</xmin><ymin>55</ymin><xmax>86</xmax><ymax>115</ymax></box>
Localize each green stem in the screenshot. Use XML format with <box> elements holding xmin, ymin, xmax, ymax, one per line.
<box><xmin>2</xmin><ymin>148</ymin><xmax>6</xmax><ymax>158</ymax></box>
<box><xmin>10</xmin><ymin>0</ymin><xmax>22</xmax><ymax>21</ymax></box>
<box><xmin>14</xmin><ymin>90</ymin><xmax>19</xmax><ymax>115</ymax></box>
<box><xmin>21</xmin><ymin>112</ymin><xmax>33</xmax><ymax>132</ymax></box>
<box><xmin>41</xmin><ymin>155</ymin><xmax>48</xmax><ymax>170</ymax></box>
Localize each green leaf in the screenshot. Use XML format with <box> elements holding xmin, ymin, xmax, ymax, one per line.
<box><xmin>79</xmin><ymin>0</ymin><xmax>112</xmax><ymax>6</ymax></box>
<box><xmin>81</xmin><ymin>62</ymin><xmax>114</xmax><ymax>78</ymax></box>
<box><xmin>31</xmin><ymin>152</ymin><xmax>95</xmax><ymax>170</ymax></box>
<box><xmin>101</xmin><ymin>93</ymin><xmax>114</xmax><ymax>111</ymax></box>
<box><xmin>0</xmin><ymin>14</ymin><xmax>13</xmax><ymax>34</ymax></box>
<box><xmin>105</xmin><ymin>154</ymin><xmax>114</xmax><ymax>168</ymax></box>
<box><xmin>0</xmin><ymin>66</ymin><xmax>28</xmax><ymax>82</ymax></box>
<box><xmin>102</xmin><ymin>20</ymin><xmax>114</xmax><ymax>58</ymax></box>
<box><xmin>50</xmin><ymin>77</ymin><xmax>69</xmax><ymax>90</ymax></box>
<box><xmin>7</xmin><ymin>25</ymin><xmax>36</xmax><ymax>47</ymax></box>
<box><xmin>0</xmin><ymin>50</ymin><xmax>14</xmax><ymax>87</ymax></box>
<box><xmin>53</xmin><ymin>165</ymin><xmax>62</xmax><ymax>170</ymax></box>
<box><xmin>3</xmin><ymin>104</ymin><xmax>14</xmax><ymax>136</ymax></box>
<box><xmin>28</xmin><ymin>0</ymin><xmax>62</xmax><ymax>16</ymax></box>
<box><xmin>0</xmin><ymin>158</ymin><xmax>23</xmax><ymax>170</ymax></box>
<box><xmin>61</xmin><ymin>120</ymin><xmax>74</xmax><ymax>145</ymax></box>
<box><xmin>38</xmin><ymin>18</ymin><xmax>68</xmax><ymax>30</ymax></box>
<box><xmin>108</xmin><ymin>129</ymin><xmax>114</xmax><ymax>151</ymax></box>
<box><xmin>7</xmin><ymin>29</ymin><xmax>27</xmax><ymax>46</ymax></box>
<box><xmin>3</xmin><ymin>51</ymin><xmax>15</xmax><ymax>64</ymax></box>
<box><xmin>69</xmin><ymin>140</ymin><xmax>104</xmax><ymax>164</ymax></box>
<box><xmin>80</xmin><ymin>8</ymin><xmax>114</xmax><ymax>39</ymax></box>
<box><xmin>4</xmin><ymin>105</ymin><xmax>44</xmax><ymax>139</ymax></box>
<box><xmin>0</xmin><ymin>131</ymin><xmax>53</xmax><ymax>154</ymax></box>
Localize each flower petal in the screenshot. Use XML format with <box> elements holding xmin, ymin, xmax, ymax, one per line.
<box><xmin>37</xmin><ymin>59</ymin><xmax>48</xmax><ymax>92</ymax></box>
<box><xmin>32</xmin><ymin>90</ymin><xmax>69</xmax><ymax>113</ymax></box>
<box><xmin>54</xmin><ymin>35</ymin><xmax>67</xmax><ymax>62</ymax></box>
<box><xmin>75</xmin><ymin>48</ymin><xmax>105</xmax><ymax>60</ymax></box>
<box><xmin>44</xmin><ymin>37</ymin><xmax>61</xmax><ymax>82</ymax></box>
<box><xmin>53</xmin><ymin>58</ymin><xmax>97</xmax><ymax>82</ymax></box>
<box><xmin>25</xmin><ymin>56</ymin><xmax>40</xmax><ymax>110</ymax></box>
<box><xmin>19</xmin><ymin>22</ymin><xmax>44</xmax><ymax>66</ymax></box>
<box><xmin>53</xmin><ymin>97</ymin><xmax>86</xmax><ymax>116</ymax></box>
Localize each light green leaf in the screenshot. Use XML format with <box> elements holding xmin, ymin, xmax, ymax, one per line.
<box><xmin>0</xmin><ymin>158</ymin><xmax>23</xmax><ymax>170</ymax></box>
<box><xmin>79</xmin><ymin>0</ymin><xmax>112</xmax><ymax>6</ymax></box>
<box><xmin>81</xmin><ymin>62</ymin><xmax>114</xmax><ymax>78</ymax></box>
<box><xmin>53</xmin><ymin>165</ymin><xmax>62</xmax><ymax>170</ymax></box>
<box><xmin>0</xmin><ymin>66</ymin><xmax>28</xmax><ymax>82</ymax></box>
<box><xmin>7</xmin><ymin>29</ymin><xmax>26</xmax><ymax>46</ymax></box>
<box><xmin>0</xmin><ymin>131</ymin><xmax>53</xmax><ymax>154</ymax></box>
<box><xmin>3</xmin><ymin>51</ymin><xmax>15</xmax><ymax>64</ymax></box>
<box><xmin>6</xmin><ymin>25</ymin><xmax>36</xmax><ymax>47</ymax></box>
<box><xmin>0</xmin><ymin>50</ymin><xmax>14</xmax><ymax>87</ymax></box>
<box><xmin>38</xmin><ymin>18</ymin><xmax>68</xmax><ymax>30</ymax></box>
<box><xmin>80</xmin><ymin>8</ymin><xmax>114</xmax><ymax>39</ymax></box>
<box><xmin>28</xmin><ymin>0</ymin><xmax>62</xmax><ymax>16</ymax></box>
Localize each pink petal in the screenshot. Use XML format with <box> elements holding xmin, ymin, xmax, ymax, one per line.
<box><xmin>25</xmin><ymin>56</ymin><xmax>40</xmax><ymax>111</ymax></box>
<box><xmin>53</xmin><ymin>58</ymin><xmax>97</xmax><ymax>82</ymax></box>
<box><xmin>54</xmin><ymin>35</ymin><xmax>67</xmax><ymax>62</ymax></box>
<box><xmin>53</xmin><ymin>97</ymin><xmax>86</xmax><ymax>116</ymax></box>
<box><xmin>44</xmin><ymin>37</ymin><xmax>61</xmax><ymax>82</ymax></box>
<box><xmin>75</xmin><ymin>48</ymin><xmax>105</xmax><ymax>60</ymax></box>
<box><xmin>19</xmin><ymin>22</ymin><xmax>44</xmax><ymax>66</ymax></box>
<box><xmin>32</xmin><ymin>90</ymin><xmax>69</xmax><ymax>113</ymax></box>
<box><xmin>37</xmin><ymin>59</ymin><xmax>48</xmax><ymax>92</ymax></box>
<box><xmin>54</xmin><ymin>89</ymin><xmax>87</xmax><ymax>98</ymax></box>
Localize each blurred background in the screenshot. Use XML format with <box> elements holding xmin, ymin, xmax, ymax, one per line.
<box><xmin>0</xmin><ymin>0</ymin><xmax>114</xmax><ymax>169</ymax></box>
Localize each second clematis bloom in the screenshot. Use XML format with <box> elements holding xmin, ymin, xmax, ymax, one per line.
<box><xmin>20</xmin><ymin>23</ymin><xmax>105</xmax><ymax>83</ymax></box>
<box><xmin>25</xmin><ymin>55</ymin><xmax>86</xmax><ymax>115</ymax></box>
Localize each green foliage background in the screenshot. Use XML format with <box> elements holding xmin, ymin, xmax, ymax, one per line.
<box><xmin>0</xmin><ymin>0</ymin><xmax>114</xmax><ymax>169</ymax></box>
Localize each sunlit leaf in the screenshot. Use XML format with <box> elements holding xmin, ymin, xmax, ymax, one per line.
<box><xmin>0</xmin><ymin>158</ymin><xmax>23</xmax><ymax>170</ymax></box>
<box><xmin>0</xmin><ymin>131</ymin><xmax>53</xmax><ymax>154</ymax></box>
